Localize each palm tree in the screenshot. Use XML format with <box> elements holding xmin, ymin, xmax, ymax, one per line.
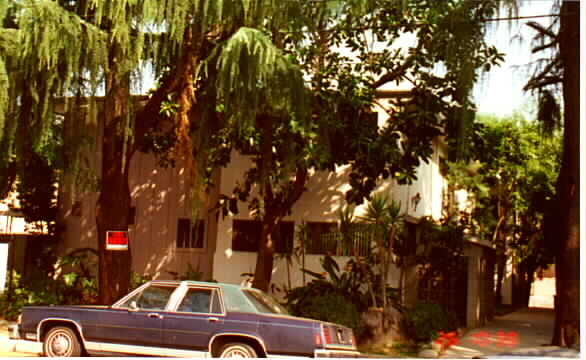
<box><xmin>360</xmin><ymin>194</ymin><xmax>404</xmax><ymax>321</ymax></box>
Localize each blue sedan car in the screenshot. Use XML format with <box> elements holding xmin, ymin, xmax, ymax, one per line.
<box><xmin>10</xmin><ymin>280</ymin><xmax>359</xmax><ymax>358</ymax></box>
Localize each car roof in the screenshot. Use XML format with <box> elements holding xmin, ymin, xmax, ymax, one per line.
<box><xmin>148</xmin><ymin>280</ymin><xmax>248</xmax><ymax>292</ymax></box>
<box><xmin>147</xmin><ymin>280</ymin><xmax>262</xmax><ymax>313</ymax></box>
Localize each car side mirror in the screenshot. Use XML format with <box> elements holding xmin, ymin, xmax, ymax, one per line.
<box><xmin>129</xmin><ymin>300</ymin><xmax>139</xmax><ymax>312</ymax></box>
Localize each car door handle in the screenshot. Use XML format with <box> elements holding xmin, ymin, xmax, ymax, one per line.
<box><xmin>147</xmin><ymin>313</ymin><xmax>163</xmax><ymax>319</ymax></box>
<box><xmin>208</xmin><ymin>317</ymin><xmax>219</xmax><ymax>323</ymax></box>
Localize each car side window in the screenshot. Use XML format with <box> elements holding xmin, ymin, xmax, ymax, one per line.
<box><xmin>177</xmin><ymin>288</ymin><xmax>213</xmax><ymax>313</ymax></box>
<box><xmin>210</xmin><ymin>290</ymin><xmax>222</xmax><ymax>314</ymax></box>
<box><xmin>118</xmin><ymin>285</ymin><xmax>176</xmax><ymax>311</ymax></box>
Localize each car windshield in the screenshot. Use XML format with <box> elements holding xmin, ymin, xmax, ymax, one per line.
<box><xmin>242</xmin><ymin>289</ymin><xmax>289</xmax><ymax>315</ymax></box>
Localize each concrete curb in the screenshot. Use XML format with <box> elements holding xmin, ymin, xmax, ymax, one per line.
<box><xmin>0</xmin><ymin>320</ymin><xmax>16</xmax><ymax>353</ymax></box>
<box><xmin>0</xmin><ymin>338</ymin><xmax>16</xmax><ymax>353</ymax></box>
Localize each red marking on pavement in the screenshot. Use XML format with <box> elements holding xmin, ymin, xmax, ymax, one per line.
<box><xmin>470</xmin><ymin>331</ymin><xmax>492</xmax><ymax>347</ymax></box>
<box><xmin>435</xmin><ymin>331</ymin><xmax>460</xmax><ymax>350</ymax></box>
<box><xmin>496</xmin><ymin>331</ymin><xmax>519</xmax><ymax>348</ymax></box>
<box><xmin>434</xmin><ymin>330</ymin><xmax>520</xmax><ymax>349</ymax></box>
<box><xmin>467</xmin><ymin>331</ymin><xmax>519</xmax><ymax>347</ymax></box>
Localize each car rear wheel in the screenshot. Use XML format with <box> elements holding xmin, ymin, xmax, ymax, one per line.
<box><xmin>43</xmin><ymin>326</ymin><xmax>82</xmax><ymax>357</ymax></box>
<box><xmin>218</xmin><ymin>342</ymin><xmax>258</xmax><ymax>358</ymax></box>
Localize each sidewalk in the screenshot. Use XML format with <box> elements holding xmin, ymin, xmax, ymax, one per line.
<box><xmin>441</xmin><ymin>307</ymin><xmax>580</xmax><ymax>358</ymax></box>
<box><xmin>0</xmin><ymin>319</ymin><xmax>36</xmax><ymax>356</ymax></box>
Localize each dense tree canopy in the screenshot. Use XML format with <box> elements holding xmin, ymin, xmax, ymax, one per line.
<box><xmin>201</xmin><ymin>0</ymin><xmax>514</xmax><ymax>290</ymax></box>
<box><xmin>447</xmin><ymin>112</ymin><xmax>561</xmax><ymax>307</ymax></box>
<box><xmin>1</xmin><ymin>0</ymin><xmax>518</xmax><ymax>297</ymax></box>
<box><xmin>1</xmin><ymin>0</ymin><xmax>311</xmax><ymax>301</ymax></box>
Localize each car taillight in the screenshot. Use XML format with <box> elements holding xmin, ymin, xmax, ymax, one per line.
<box><xmin>314</xmin><ymin>331</ymin><xmax>322</xmax><ymax>346</ymax></box>
<box><xmin>323</xmin><ymin>325</ymin><xmax>332</xmax><ymax>344</ymax></box>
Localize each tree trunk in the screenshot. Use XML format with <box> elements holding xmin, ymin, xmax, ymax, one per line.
<box><xmin>96</xmin><ymin>47</ymin><xmax>132</xmax><ymax>305</ymax></box>
<box><xmin>494</xmin><ymin>212</ymin><xmax>507</xmax><ymax>305</ymax></box>
<box><xmin>249</xmin><ymin>112</ymin><xmax>308</xmax><ymax>291</ymax></box>
<box><xmin>551</xmin><ymin>0</ymin><xmax>580</xmax><ymax>347</ymax></box>
<box><xmin>252</xmin><ymin>217</ymin><xmax>279</xmax><ymax>292</ymax></box>
<box><xmin>512</xmin><ymin>258</ymin><xmax>535</xmax><ymax>308</ymax></box>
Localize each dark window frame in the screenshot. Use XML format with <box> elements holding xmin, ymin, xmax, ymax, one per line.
<box><xmin>232</xmin><ymin>219</ymin><xmax>294</xmax><ymax>254</ymax></box>
<box><xmin>176</xmin><ymin>218</ymin><xmax>206</xmax><ymax>250</ymax></box>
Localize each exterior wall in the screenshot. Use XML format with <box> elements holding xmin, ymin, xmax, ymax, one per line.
<box><xmin>500</xmin><ymin>254</ymin><xmax>514</xmax><ymax>305</ymax></box>
<box><xmin>211</xmin><ymin>151</ymin><xmax>404</xmax><ymax>290</ymax></box>
<box><xmin>464</xmin><ymin>240</ymin><xmax>495</xmax><ymax>328</ymax></box>
<box><xmin>211</xmin><ymin>98</ymin><xmax>448</xmax><ymax>289</ymax></box>
<box><xmin>465</xmin><ymin>246</ymin><xmax>482</xmax><ymax>328</ymax></box>
<box><xmin>372</xmin><ymin>99</ymin><xmax>447</xmax><ymax>222</ymax></box>
<box><xmin>58</xmin><ymin>109</ymin><xmax>218</xmax><ymax>281</ymax></box>
<box><xmin>0</xmin><ymin>194</ymin><xmax>28</xmax><ymax>235</ymax></box>
<box><xmin>1</xmin><ymin>195</ymin><xmax>35</xmax><ymax>292</ymax></box>
<box><xmin>0</xmin><ymin>213</ymin><xmax>27</xmax><ymax>236</ymax></box>
<box><xmin>528</xmin><ymin>278</ymin><xmax>555</xmax><ymax>309</ymax></box>
<box><xmin>392</xmin><ymin>138</ymin><xmax>446</xmax><ymax>221</ymax></box>
<box><xmin>56</xmin><ymin>96</ymin><xmax>448</xmax><ymax>292</ymax></box>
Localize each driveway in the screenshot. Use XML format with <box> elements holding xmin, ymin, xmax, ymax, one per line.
<box><xmin>440</xmin><ymin>307</ymin><xmax>580</xmax><ymax>358</ymax></box>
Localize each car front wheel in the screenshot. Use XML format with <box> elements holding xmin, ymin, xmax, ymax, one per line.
<box><xmin>43</xmin><ymin>326</ymin><xmax>82</xmax><ymax>357</ymax></box>
<box><xmin>219</xmin><ymin>342</ymin><xmax>258</xmax><ymax>358</ymax></box>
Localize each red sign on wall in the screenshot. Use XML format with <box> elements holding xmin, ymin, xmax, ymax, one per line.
<box><xmin>106</xmin><ymin>231</ymin><xmax>129</xmax><ymax>251</ymax></box>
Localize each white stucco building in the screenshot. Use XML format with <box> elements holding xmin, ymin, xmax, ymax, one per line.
<box><xmin>49</xmin><ymin>89</ymin><xmax>500</xmax><ymax>328</ymax></box>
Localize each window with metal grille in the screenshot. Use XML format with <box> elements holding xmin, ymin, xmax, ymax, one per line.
<box><xmin>232</xmin><ymin>220</ymin><xmax>294</xmax><ymax>253</ymax></box>
<box><xmin>306</xmin><ymin>222</ymin><xmax>372</xmax><ymax>256</ymax></box>
<box><xmin>176</xmin><ymin>218</ymin><xmax>205</xmax><ymax>249</ymax></box>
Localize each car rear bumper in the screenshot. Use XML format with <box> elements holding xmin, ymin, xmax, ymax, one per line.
<box><xmin>8</xmin><ymin>324</ymin><xmax>20</xmax><ymax>340</ymax></box>
<box><xmin>314</xmin><ymin>349</ymin><xmax>361</xmax><ymax>357</ymax></box>
<box><xmin>7</xmin><ymin>324</ymin><xmax>43</xmax><ymax>355</ymax></box>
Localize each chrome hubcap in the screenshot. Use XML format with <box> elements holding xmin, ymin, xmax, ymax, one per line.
<box><xmin>51</xmin><ymin>333</ymin><xmax>71</xmax><ymax>356</ymax></box>
<box><xmin>224</xmin><ymin>348</ymin><xmax>250</xmax><ymax>358</ymax></box>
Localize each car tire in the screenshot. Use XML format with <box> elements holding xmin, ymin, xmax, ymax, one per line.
<box><xmin>43</xmin><ymin>326</ymin><xmax>82</xmax><ymax>357</ymax></box>
<box><xmin>218</xmin><ymin>342</ymin><xmax>258</xmax><ymax>358</ymax></box>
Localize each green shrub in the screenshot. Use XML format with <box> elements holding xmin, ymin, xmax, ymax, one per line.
<box><xmin>285</xmin><ymin>256</ymin><xmax>370</xmax><ymax>313</ymax></box>
<box><xmin>0</xmin><ymin>271</ymin><xmax>68</xmax><ymax>320</ymax></box>
<box><xmin>0</xmin><ymin>248</ymin><xmax>100</xmax><ymax>320</ymax></box>
<box><xmin>284</xmin><ymin>256</ymin><xmax>374</xmax><ymax>340</ymax></box>
<box><xmin>0</xmin><ymin>273</ymin><xmax>29</xmax><ymax>320</ymax></box>
<box><xmin>291</xmin><ymin>292</ymin><xmax>362</xmax><ymax>332</ymax></box>
<box><xmin>403</xmin><ymin>302</ymin><xmax>458</xmax><ymax>343</ymax></box>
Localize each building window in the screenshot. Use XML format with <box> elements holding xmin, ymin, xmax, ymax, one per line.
<box><xmin>177</xmin><ymin>218</ymin><xmax>205</xmax><ymax>249</ymax></box>
<box><xmin>306</xmin><ymin>222</ymin><xmax>372</xmax><ymax>256</ymax></box>
<box><xmin>306</xmin><ymin>222</ymin><xmax>338</xmax><ymax>255</ymax></box>
<box><xmin>232</xmin><ymin>220</ymin><xmax>294</xmax><ymax>253</ymax></box>
<box><xmin>401</xmin><ymin>221</ymin><xmax>418</xmax><ymax>256</ymax></box>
